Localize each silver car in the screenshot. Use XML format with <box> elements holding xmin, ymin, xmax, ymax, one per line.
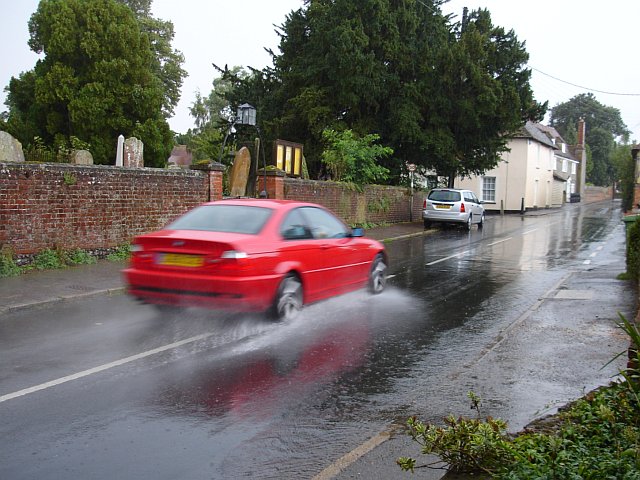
<box><xmin>422</xmin><ymin>188</ymin><xmax>485</xmax><ymax>230</ymax></box>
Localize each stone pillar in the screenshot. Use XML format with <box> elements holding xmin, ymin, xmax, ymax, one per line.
<box><xmin>257</xmin><ymin>168</ymin><xmax>286</xmax><ymax>199</ymax></box>
<box><xmin>191</xmin><ymin>161</ymin><xmax>225</xmax><ymax>201</ymax></box>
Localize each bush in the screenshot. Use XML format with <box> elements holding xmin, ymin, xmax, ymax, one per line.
<box><xmin>0</xmin><ymin>253</ymin><xmax>21</xmax><ymax>277</ymax></box>
<box><xmin>627</xmin><ymin>217</ymin><xmax>640</xmax><ymax>281</ymax></box>
<box><xmin>397</xmin><ymin>317</ymin><xmax>640</xmax><ymax>478</ymax></box>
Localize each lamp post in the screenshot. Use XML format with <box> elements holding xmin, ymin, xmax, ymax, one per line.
<box><xmin>235</xmin><ymin>103</ymin><xmax>267</xmax><ymax>198</ymax></box>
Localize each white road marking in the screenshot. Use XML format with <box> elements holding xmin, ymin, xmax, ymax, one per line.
<box><xmin>426</xmin><ymin>250</ymin><xmax>470</xmax><ymax>266</ymax></box>
<box><xmin>312</xmin><ymin>431</ymin><xmax>391</xmax><ymax>480</ymax></box>
<box><xmin>0</xmin><ymin>332</ymin><xmax>216</xmax><ymax>404</ymax></box>
<box><xmin>522</xmin><ymin>229</ymin><xmax>538</xmax><ymax>235</ymax></box>
<box><xmin>488</xmin><ymin>237</ymin><xmax>512</xmax><ymax>246</ymax></box>
<box><xmin>583</xmin><ymin>260</ymin><xmax>592</xmax><ymax>265</ymax></box>
<box><xmin>590</xmin><ymin>252</ymin><xmax>597</xmax><ymax>258</ymax></box>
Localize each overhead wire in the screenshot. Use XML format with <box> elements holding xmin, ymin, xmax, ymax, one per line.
<box><xmin>530</xmin><ymin>66</ymin><xmax>640</xmax><ymax>97</ymax></box>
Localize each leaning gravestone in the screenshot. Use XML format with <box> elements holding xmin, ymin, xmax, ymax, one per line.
<box><xmin>229</xmin><ymin>147</ymin><xmax>251</xmax><ymax>197</ymax></box>
<box><xmin>123</xmin><ymin>137</ymin><xmax>144</xmax><ymax>167</ymax></box>
<box><xmin>70</xmin><ymin>149</ymin><xmax>93</xmax><ymax>165</ymax></box>
<box><xmin>0</xmin><ymin>131</ymin><xmax>25</xmax><ymax>163</ymax></box>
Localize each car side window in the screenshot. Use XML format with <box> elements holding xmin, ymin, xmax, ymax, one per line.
<box><xmin>299</xmin><ymin>207</ymin><xmax>348</xmax><ymax>239</ymax></box>
<box><xmin>280</xmin><ymin>209</ymin><xmax>312</xmax><ymax>240</ymax></box>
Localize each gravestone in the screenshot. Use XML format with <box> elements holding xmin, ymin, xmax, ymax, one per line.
<box><xmin>167</xmin><ymin>145</ymin><xmax>193</xmax><ymax>169</ymax></box>
<box><xmin>115</xmin><ymin>134</ymin><xmax>124</xmax><ymax>166</ymax></box>
<box><xmin>124</xmin><ymin>137</ymin><xmax>143</xmax><ymax>167</ymax></box>
<box><xmin>0</xmin><ymin>131</ymin><xmax>25</xmax><ymax>163</ymax></box>
<box><xmin>229</xmin><ymin>147</ymin><xmax>251</xmax><ymax>197</ymax></box>
<box><xmin>70</xmin><ymin>149</ymin><xmax>93</xmax><ymax>165</ymax></box>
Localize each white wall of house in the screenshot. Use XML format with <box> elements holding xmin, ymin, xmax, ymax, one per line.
<box><xmin>455</xmin><ymin>137</ymin><xmax>555</xmax><ymax>212</ymax></box>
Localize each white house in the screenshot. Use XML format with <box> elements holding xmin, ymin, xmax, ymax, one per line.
<box><xmin>455</xmin><ymin>121</ymin><xmax>556</xmax><ymax>212</ymax></box>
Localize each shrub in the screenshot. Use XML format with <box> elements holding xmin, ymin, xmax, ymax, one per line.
<box><xmin>627</xmin><ymin>217</ymin><xmax>640</xmax><ymax>281</ymax></box>
<box><xmin>0</xmin><ymin>253</ymin><xmax>21</xmax><ymax>277</ymax></box>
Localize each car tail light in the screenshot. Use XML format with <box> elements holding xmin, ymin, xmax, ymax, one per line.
<box><xmin>215</xmin><ymin>250</ymin><xmax>252</xmax><ymax>275</ymax></box>
<box><xmin>130</xmin><ymin>243</ymin><xmax>153</xmax><ymax>265</ymax></box>
<box><xmin>460</xmin><ymin>203</ymin><xmax>466</xmax><ymax>213</ymax></box>
<box><xmin>423</xmin><ymin>199</ymin><xmax>427</xmax><ymax>209</ymax></box>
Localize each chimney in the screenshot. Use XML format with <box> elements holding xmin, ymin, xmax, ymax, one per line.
<box><xmin>577</xmin><ymin>117</ymin><xmax>585</xmax><ymax>147</ymax></box>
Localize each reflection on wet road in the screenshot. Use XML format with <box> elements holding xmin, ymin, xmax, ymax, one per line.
<box><xmin>0</xmin><ymin>201</ymin><xmax>635</xmax><ymax>479</ymax></box>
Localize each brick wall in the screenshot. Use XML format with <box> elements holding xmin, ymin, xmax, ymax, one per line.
<box><xmin>583</xmin><ymin>185</ymin><xmax>614</xmax><ymax>203</ymax></box>
<box><xmin>284</xmin><ymin>178</ymin><xmax>422</xmax><ymax>225</ymax></box>
<box><xmin>0</xmin><ymin>163</ymin><xmax>209</xmax><ymax>255</ymax></box>
<box><xmin>0</xmin><ymin>162</ymin><xmax>422</xmax><ymax>257</ymax></box>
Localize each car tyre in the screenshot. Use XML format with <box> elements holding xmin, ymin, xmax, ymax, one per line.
<box><xmin>368</xmin><ymin>254</ymin><xmax>387</xmax><ymax>294</ymax></box>
<box><xmin>271</xmin><ymin>274</ymin><xmax>302</xmax><ymax>321</ymax></box>
<box><xmin>478</xmin><ymin>213</ymin><xmax>485</xmax><ymax>229</ymax></box>
<box><xmin>465</xmin><ymin>214</ymin><xmax>473</xmax><ymax>231</ymax></box>
<box><xmin>423</xmin><ymin>219</ymin><xmax>431</xmax><ymax>229</ymax></box>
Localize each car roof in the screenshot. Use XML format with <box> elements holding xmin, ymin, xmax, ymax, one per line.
<box><xmin>202</xmin><ymin>198</ymin><xmax>326</xmax><ymax>209</ymax></box>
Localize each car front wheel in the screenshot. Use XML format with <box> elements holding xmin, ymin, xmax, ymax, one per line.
<box><xmin>466</xmin><ymin>214</ymin><xmax>473</xmax><ymax>231</ymax></box>
<box><xmin>368</xmin><ymin>254</ymin><xmax>387</xmax><ymax>294</ymax></box>
<box><xmin>478</xmin><ymin>213</ymin><xmax>485</xmax><ymax>229</ymax></box>
<box><xmin>271</xmin><ymin>274</ymin><xmax>302</xmax><ymax>321</ymax></box>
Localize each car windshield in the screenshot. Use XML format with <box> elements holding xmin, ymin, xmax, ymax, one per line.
<box><xmin>428</xmin><ymin>190</ymin><xmax>461</xmax><ymax>202</ymax></box>
<box><xmin>167</xmin><ymin>205</ymin><xmax>272</xmax><ymax>234</ymax></box>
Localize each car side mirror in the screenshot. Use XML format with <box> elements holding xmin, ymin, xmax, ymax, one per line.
<box><xmin>351</xmin><ymin>227</ymin><xmax>364</xmax><ymax>237</ymax></box>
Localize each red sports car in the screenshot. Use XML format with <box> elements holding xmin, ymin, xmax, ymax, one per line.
<box><xmin>123</xmin><ymin>199</ymin><xmax>387</xmax><ymax>320</ymax></box>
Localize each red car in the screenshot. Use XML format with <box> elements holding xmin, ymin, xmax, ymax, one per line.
<box><xmin>123</xmin><ymin>199</ymin><xmax>387</xmax><ymax>320</ymax></box>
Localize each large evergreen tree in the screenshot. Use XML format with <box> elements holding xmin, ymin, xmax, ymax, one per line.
<box><xmin>4</xmin><ymin>0</ymin><xmax>184</xmax><ymax>166</ymax></box>
<box><xmin>213</xmin><ymin>0</ymin><xmax>545</xmax><ymax>183</ymax></box>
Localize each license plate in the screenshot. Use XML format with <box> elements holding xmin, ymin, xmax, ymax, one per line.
<box><xmin>435</xmin><ymin>204</ymin><xmax>451</xmax><ymax>209</ymax></box>
<box><xmin>158</xmin><ymin>253</ymin><xmax>203</xmax><ymax>267</ymax></box>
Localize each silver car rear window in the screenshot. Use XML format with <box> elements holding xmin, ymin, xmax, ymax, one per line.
<box><xmin>428</xmin><ymin>190</ymin><xmax>461</xmax><ymax>202</ymax></box>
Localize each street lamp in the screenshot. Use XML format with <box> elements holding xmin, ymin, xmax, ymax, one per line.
<box><xmin>216</xmin><ymin>103</ymin><xmax>267</xmax><ymax>198</ymax></box>
<box><xmin>236</xmin><ymin>103</ymin><xmax>267</xmax><ymax>198</ymax></box>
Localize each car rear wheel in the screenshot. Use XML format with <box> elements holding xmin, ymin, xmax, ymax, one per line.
<box><xmin>271</xmin><ymin>274</ymin><xmax>302</xmax><ymax>321</ymax></box>
<box><xmin>368</xmin><ymin>254</ymin><xmax>387</xmax><ymax>294</ymax></box>
<box><xmin>423</xmin><ymin>219</ymin><xmax>431</xmax><ymax>229</ymax></box>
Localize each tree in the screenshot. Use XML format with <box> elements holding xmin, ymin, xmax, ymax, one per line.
<box><xmin>610</xmin><ymin>143</ymin><xmax>634</xmax><ymax>211</ymax></box>
<box><xmin>4</xmin><ymin>0</ymin><xmax>182</xmax><ymax>166</ymax></box>
<box><xmin>321</xmin><ymin>129</ymin><xmax>392</xmax><ymax>184</ymax></box>
<box><xmin>550</xmin><ymin>93</ymin><xmax>630</xmax><ymax>186</ymax></box>
<box><xmin>236</xmin><ymin>0</ymin><xmax>544</xmax><ymax>183</ymax></box>
<box><xmin>430</xmin><ymin>8</ymin><xmax>546</xmax><ymax>185</ymax></box>
<box><xmin>117</xmin><ymin>0</ymin><xmax>186</xmax><ymax>118</ymax></box>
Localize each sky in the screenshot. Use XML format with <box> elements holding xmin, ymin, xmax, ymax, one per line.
<box><xmin>1</xmin><ymin>0</ymin><xmax>639</xmax><ymax>142</ymax></box>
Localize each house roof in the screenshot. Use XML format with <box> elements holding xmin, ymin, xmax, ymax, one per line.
<box><xmin>514</xmin><ymin>121</ymin><xmax>556</xmax><ymax>149</ymax></box>
<box><xmin>553</xmin><ymin>171</ymin><xmax>571</xmax><ymax>181</ymax></box>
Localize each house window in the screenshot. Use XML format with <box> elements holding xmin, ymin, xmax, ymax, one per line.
<box><xmin>571</xmin><ymin>162</ymin><xmax>577</xmax><ymax>175</ymax></box>
<box><xmin>482</xmin><ymin>176</ymin><xmax>496</xmax><ymax>203</ymax></box>
<box><xmin>562</xmin><ymin>159</ymin><xmax>568</xmax><ymax>172</ymax></box>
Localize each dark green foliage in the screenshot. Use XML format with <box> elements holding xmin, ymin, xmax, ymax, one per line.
<box><xmin>4</xmin><ymin>0</ymin><xmax>184</xmax><ymax>167</ymax></box>
<box><xmin>612</xmin><ymin>143</ymin><xmax>634</xmax><ymax>211</ymax></box>
<box><xmin>550</xmin><ymin>93</ymin><xmax>630</xmax><ymax>186</ymax></box>
<box><xmin>206</xmin><ymin>1</ymin><xmax>544</xmax><ymax>183</ymax></box>
<box><xmin>627</xmin><ymin>217</ymin><xmax>640</xmax><ymax>282</ymax></box>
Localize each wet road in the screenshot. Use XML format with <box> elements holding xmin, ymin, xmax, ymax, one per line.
<box><xmin>0</xmin><ymin>201</ymin><xmax>635</xmax><ymax>479</ymax></box>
